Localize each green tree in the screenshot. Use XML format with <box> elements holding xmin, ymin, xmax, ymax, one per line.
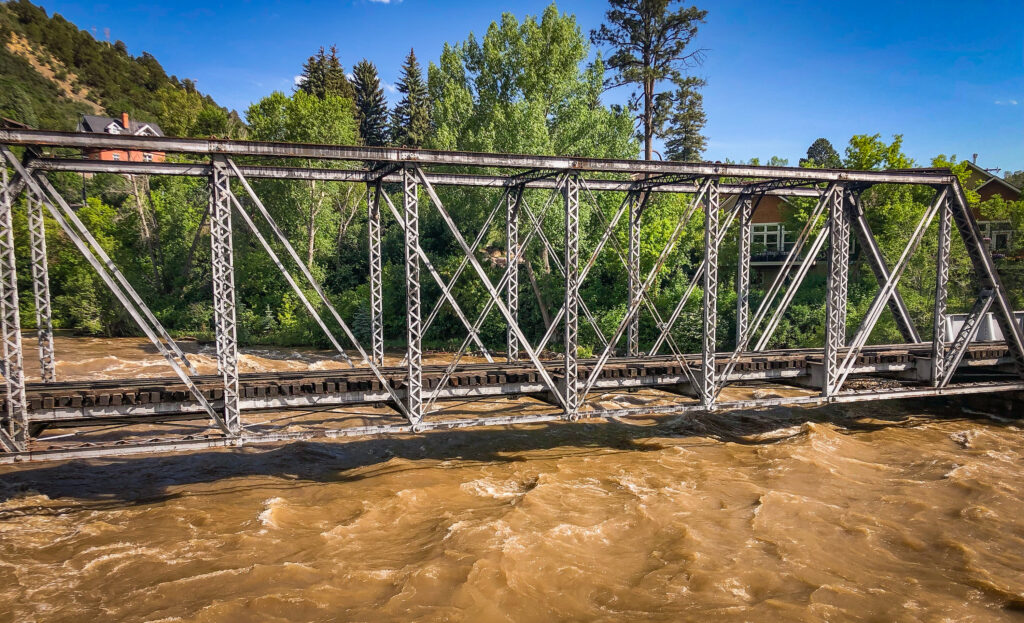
<box><xmin>590</xmin><ymin>0</ymin><xmax>707</xmax><ymax>160</ymax></box>
<box><xmin>351</xmin><ymin>59</ymin><xmax>389</xmax><ymax>146</ymax></box>
<box><xmin>659</xmin><ymin>75</ymin><xmax>706</xmax><ymax>161</ymax></box>
<box><xmin>297</xmin><ymin>45</ymin><xmax>355</xmax><ymax>102</ymax></box>
<box><xmin>800</xmin><ymin>137</ymin><xmax>841</xmax><ymax>168</ymax></box>
<box><xmin>247</xmin><ymin>90</ymin><xmax>359</xmax><ymax>267</ymax></box>
<box><xmin>390</xmin><ymin>48</ymin><xmax>430</xmax><ymax>147</ymax></box>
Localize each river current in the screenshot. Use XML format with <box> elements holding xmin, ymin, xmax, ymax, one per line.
<box><xmin>0</xmin><ymin>337</ymin><xmax>1022</xmax><ymax>622</ymax></box>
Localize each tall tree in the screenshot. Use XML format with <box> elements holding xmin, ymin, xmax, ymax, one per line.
<box><xmin>351</xmin><ymin>59</ymin><xmax>389</xmax><ymax>146</ymax></box>
<box><xmin>390</xmin><ymin>49</ymin><xmax>430</xmax><ymax>147</ymax></box>
<box><xmin>800</xmin><ymin>137</ymin><xmax>842</xmax><ymax>168</ymax></box>
<box><xmin>298</xmin><ymin>45</ymin><xmax>355</xmax><ymax>102</ymax></box>
<box><xmin>659</xmin><ymin>75</ymin><xmax>706</xmax><ymax>162</ymax></box>
<box><xmin>591</xmin><ymin>0</ymin><xmax>707</xmax><ymax>160</ymax></box>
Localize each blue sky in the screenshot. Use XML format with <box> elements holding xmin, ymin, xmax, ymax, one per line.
<box><xmin>40</xmin><ymin>0</ymin><xmax>1024</xmax><ymax>173</ymax></box>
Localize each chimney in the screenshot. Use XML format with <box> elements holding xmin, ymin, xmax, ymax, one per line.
<box><xmin>972</xmin><ymin>153</ymin><xmax>978</xmax><ymax>164</ymax></box>
<box><xmin>121</xmin><ymin>112</ymin><xmax>130</xmax><ymax>130</ymax></box>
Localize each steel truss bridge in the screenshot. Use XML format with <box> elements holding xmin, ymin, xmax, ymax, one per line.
<box><xmin>0</xmin><ymin>129</ymin><xmax>1021</xmax><ymax>463</ymax></box>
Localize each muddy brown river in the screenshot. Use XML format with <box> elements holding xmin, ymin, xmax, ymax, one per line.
<box><xmin>0</xmin><ymin>338</ymin><xmax>1022</xmax><ymax>621</ymax></box>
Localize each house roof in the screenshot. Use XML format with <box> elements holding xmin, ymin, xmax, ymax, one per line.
<box><xmin>77</xmin><ymin>114</ymin><xmax>164</xmax><ymax>137</ymax></box>
<box><xmin>965</xmin><ymin>160</ymin><xmax>1022</xmax><ymax>198</ymax></box>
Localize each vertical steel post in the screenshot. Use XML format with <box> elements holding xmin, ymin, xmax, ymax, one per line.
<box><xmin>403</xmin><ymin>167</ymin><xmax>423</xmax><ymax>423</ymax></box>
<box><xmin>563</xmin><ymin>174</ymin><xmax>580</xmax><ymax>418</ymax></box>
<box><xmin>506</xmin><ymin>188</ymin><xmax>521</xmax><ymax>363</ymax></box>
<box><xmin>701</xmin><ymin>179</ymin><xmax>720</xmax><ymax>406</ymax></box>
<box><xmin>209</xmin><ymin>158</ymin><xmax>240</xmax><ymax>434</ymax></box>
<box><xmin>26</xmin><ymin>195</ymin><xmax>55</xmax><ymax>383</ymax></box>
<box><xmin>736</xmin><ymin>194</ymin><xmax>752</xmax><ymax>348</ymax></box>
<box><xmin>627</xmin><ymin>191</ymin><xmax>641</xmax><ymax>357</ymax></box>
<box><xmin>367</xmin><ymin>181</ymin><xmax>385</xmax><ymax>366</ymax></box>
<box><xmin>0</xmin><ymin>167</ymin><xmax>27</xmax><ymax>450</ymax></box>
<box><xmin>823</xmin><ymin>186</ymin><xmax>850</xmax><ymax>397</ymax></box>
<box><xmin>930</xmin><ymin>192</ymin><xmax>952</xmax><ymax>386</ymax></box>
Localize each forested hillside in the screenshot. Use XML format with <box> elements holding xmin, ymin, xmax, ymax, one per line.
<box><xmin>0</xmin><ymin>0</ymin><xmax>242</xmax><ymax>135</ymax></box>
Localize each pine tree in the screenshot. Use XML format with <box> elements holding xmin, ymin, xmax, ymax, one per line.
<box><xmin>352</xmin><ymin>59</ymin><xmax>389</xmax><ymax>146</ymax></box>
<box><xmin>591</xmin><ymin>0</ymin><xmax>708</xmax><ymax>160</ymax></box>
<box><xmin>390</xmin><ymin>49</ymin><xmax>430</xmax><ymax>147</ymax></box>
<box><xmin>661</xmin><ymin>76</ymin><xmax>707</xmax><ymax>162</ymax></box>
<box><xmin>298</xmin><ymin>45</ymin><xmax>355</xmax><ymax>101</ymax></box>
<box><xmin>800</xmin><ymin>138</ymin><xmax>842</xmax><ymax>168</ymax></box>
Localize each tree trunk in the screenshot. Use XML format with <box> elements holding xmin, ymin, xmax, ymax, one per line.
<box><xmin>524</xmin><ymin>260</ymin><xmax>552</xmax><ymax>333</ymax></box>
<box><xmin>128</xmin><ymin>174</ymin><xmax>162</xmax><ymax>286</ymax></box>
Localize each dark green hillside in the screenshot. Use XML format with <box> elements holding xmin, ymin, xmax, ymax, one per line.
<box><xmin>0</xmin><ymin>0</ymin><xmax>242</xmax><ymax>135</ymax></box>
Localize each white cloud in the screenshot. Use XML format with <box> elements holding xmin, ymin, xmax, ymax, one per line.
<box><xmin>995</xmin><ymin>99</ymin><xmax>1019</xmax><ymax>106</ymax></box>
<box><xmin>368</xmin><ymin>0</ymin><xmax>402</xmax><ymax>3</ymax></box>
<box><xmin>383</xmin><ymin>81</ymin><xmax>397</xmax><ymax>94</ymax></box>
<box><xmin>294</xmin><ymin>75</ymin><xmax>305</xmax><ymax>86</ymax></box>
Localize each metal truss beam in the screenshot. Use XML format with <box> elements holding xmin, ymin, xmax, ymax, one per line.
<box><xmin>736</xmin><ymin>195</ymin><xmax>753</xmax><ymax>347</ymax></box>
<box><xmin>0</xmin><ymin>167</ymin><xmax>27</xmax><ymax>450</ymax></box>
<box><xmin>30</xmin><ymin>157</ymin><xmax>832</xmax><ymax>196</ymax></box>
<box><xmin>209</xmin><ymin>159</ymin><xmax>241</xmax><ymax>434</ymax></box>
<box><xmin>564</xmin><ymin>174</ymin><xmax>581</xmax><ymax>418</ymax></box>
<box><xmin>700</xmin><ymin>179</ymin><xmax>720</xmax><ymax>406</ymax></box>
<box><xmin>4</xmin><ymin>129</ymin><xmax>956</xmax><ymax>184</ymax></box>
<box><xmin>834</xmin><ymin>187</ymin><xmax>949</xmax><ymax>391</ymax></box>
<box><xmin>414</xmin><ymin>167</ymin><xmax>567</xmax><ymax>411</ymax></box>
<box><xmin>26</xmin><ymin>194</ymin><xmax>55</xmax><ymax>383</ymax></box>
<box><xmin>848</xmin><ymin>192</ymin><xmax>921</xmax><ymax>343</ymax></box>
<box><xmin>402</xmin><ymin>167</ymin><xmax>423</xmax><ymax>424</ymax></box>
<box><xmin>628</xmin><ymin>191</ymin><xmax>642</xmax><ymax>356</ymax></box>
<box><xmin>507</xmin><ymin>187</ymin><xmax>521</xmax><ymax>363</ymax></box>
<box><xmin>580</xmin><ymin>179</ymin><xmax>714</xmax><ymax>399</ymax></box>
<box><xmin>939</xmin><ymin>290</ymin><xmax>994</xmax><ymax>387</ymax></box>
<box><xmin>930</xmin><ymin>194</ymin><xmax>952</xmax><ymax>386</ymax></box>
<box><xmin>367</xmin><ymin>181</ymin><xmax>385</xmax><ymax>366</ymax></box>
<box><xmin>410</xmin><ymin>186</ymin><xmax>509</xmax><ymax>365</ymax></box>
<box><xmin>421</xmin><ymin>175</ymin><xmax>569</xmax><ymax>414</ymax></box>
<box><xmin>650</xmin><ymin>192</ymin><xmax>747</xmax><ymax>357</ymax></box>
<box><xmin>823</xmin><ymin>185</ymin><xmax>850</xmax><ymax>397</ymax></box>
<box><xmin>0</xmin><ymin>153</ymin><xmax>227</xmax><ymax>433</ymax></box>
<box><xmin>947</xmin><ymin>182</ymin><xmax>1024</xmax><ymax>379</ymax></box>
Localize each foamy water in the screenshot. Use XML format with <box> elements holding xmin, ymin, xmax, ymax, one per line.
<box><xmin>0</xmin><ymin>337</ymin><xmax>1022</xmax><ymax>621</ymax></box>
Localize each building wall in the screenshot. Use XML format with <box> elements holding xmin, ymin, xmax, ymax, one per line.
<box><xmin>88</xmin><ymin>149</ymin><xmax>166</xmax><ymax>163</ymax></box>
<box><xmin>751</xmin><ymin>195</ymin><xmax>787</xmax><ymax>223</ymax></box>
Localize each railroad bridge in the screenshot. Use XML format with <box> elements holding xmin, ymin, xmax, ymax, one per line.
<box><xmin>0</xmin><ymin>129</ymin><xmax>1021</xmax><ymax>463</ymax></box>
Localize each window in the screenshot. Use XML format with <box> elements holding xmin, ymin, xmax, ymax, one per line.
<box><xmin>979</xmin><ymin>221</ymin><xmax>1012</xmax><ymax>252</ymax></box>
<box><xmin>143</xmin><ymin>152</ymin><xmax>153</xmax><ymax>162</ymax></box>
<box><xmin>111</xmin><ymin>153</ymin><xmax>120</xmax><ymax>161</ymax></box>
<box><xmin>753</xmin><ymin>223</ymin><xmax>783</xmax><ymax>252</ymax></box>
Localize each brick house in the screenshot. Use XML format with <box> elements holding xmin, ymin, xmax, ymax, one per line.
<box><xmin>77</xmin><ymin>113</ymin><xmax>166</xmax><ymax>163</ymax></box>
<box><xmin>963</xmin><ymin>160</ymin><xmax>1021</xmax><ymax>254</ymax></box>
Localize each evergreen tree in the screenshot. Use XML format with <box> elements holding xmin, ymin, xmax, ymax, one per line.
<box><xmin>591</xmin><ymin>0</ymin><xmax>707</xmax><ymax>160</ymax></box>
<box><xmin>352</xmin><ymin>59</ymin><xmax>389</xmax><ymax>146</ymax></box>
<box><xmin>660</xmin><ymin>76</ymin><xmax>706</xmax><ymax>162</ymax></box>
<box><xmin>801</xmin><ymin>137</ymin><xmax>842</xmax><ymax>168</ymax></box>
<box><xmin>390</xmin><ymin>49</ymin><xmax>430</xmax><ymax>147</ymax></box>
<box><xmin>298</xmin><ymin>45</ymin><xmax>355</xmax><ymax>101</ymax></box>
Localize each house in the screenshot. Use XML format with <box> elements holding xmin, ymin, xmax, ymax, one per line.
<box><xmin>77</xmin><ymin>113</ymin><xmax>166</xmax><ymax>163</ymax></box>
<box><xmin>962</xmin><ymin>159</ymin><xmax>1021</xmax><ymax>255</ymax></box>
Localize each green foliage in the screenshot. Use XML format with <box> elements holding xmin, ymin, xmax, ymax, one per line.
<box><xmin>351</xmin><ymin>59</ymin><xmax>389</xmax><ymax>146</ymax></box>
<box><xmin>800</xmin><ymin>138</ymin><xmax>841</xmax><ymax>169</ymax></box>
<box><xmin>590</xmin><ymin>0</ymin><xmax>707</xmax><ymax>159</ymax></box>
<box><xmin>660</xmin><ymin>75</ymin><xmax>707</xmax><ymax>162</ymax></box>
<box><xmin>0</xmin><ymin>0</ymin><xmax>239</xmax><ymax>134</ymax></box>
<box><xmin>297</xmin><ymin>45</ymin><xmax>355</xmax><ymax>102</ymax></box>
<box><xmin>390</xmin><ymin>49</ymin><xmax>430</xmax><ymax>147</ymax></box>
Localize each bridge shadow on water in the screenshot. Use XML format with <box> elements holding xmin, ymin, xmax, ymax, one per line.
<box><xmin>0</xmin><ymin>397</ymin><xmax>1011</xmax><ymax>513</ymax></box>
